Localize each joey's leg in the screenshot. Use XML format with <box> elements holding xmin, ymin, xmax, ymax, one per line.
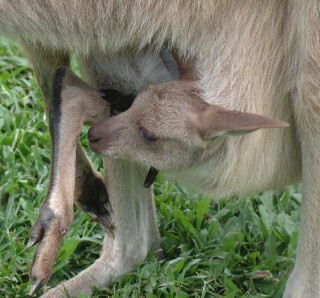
<box><xmin>30</xmin><ymin>68</ymin><xmax>113</xmax><ymax>294</ymax></box>
<box><xmin>22</xmin><ymin>44</ymin><xmax>112</xmax><ymax>294</ymax></box>
<box><xmin>24</xmin><ymin>45</ymin><xmax>111</xmax><ymax>229</ymax></box>
<box><xmin>22</xmin><ymin>45</ymin><xmax>73</xmax><ymax>294</ymax></box>
<box><xmin>74</xmin><ymin>144</ymin><xmax>112</xmax><ymax>227</ymax></box>
<box><xmin>41</xmin><ymin>159</ymin><xmax>160</xmax><ymax>298</ymax></box>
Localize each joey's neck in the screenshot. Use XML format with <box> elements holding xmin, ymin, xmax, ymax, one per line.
<box><xmin>164</xmin><ymin>138</ymin><xmax>228</xmax><ymax>198</ymax></box>
<box><xmin>165</xmin><ymin>127</ymin><xmax>300</xmax><ymax>199</ymax></box>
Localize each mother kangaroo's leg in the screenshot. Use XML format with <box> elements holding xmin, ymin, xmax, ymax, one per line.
<box><xmin>284</xmin><ymin>3</ymin><xmax>320</xmax><ymax>297</ymax></box>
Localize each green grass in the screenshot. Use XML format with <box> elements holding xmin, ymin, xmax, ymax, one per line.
<box><xmin>0</xmin><ymin>37</ymin><xmax>300</xmax><ymax>297</ymax></box>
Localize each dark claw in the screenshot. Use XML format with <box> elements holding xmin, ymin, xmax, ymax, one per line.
<box><xmin>96</xmin><ymin>211</ymin><xmax>114</xmax><ymax>238</ymax></box>
<box><xmin>30</xmin><ymin>278</ymin><xmax>45</xmax><ymax>296</ymax></box>
<box><xmin>29</xmin><ymin>219</ymin><xmax>45</xmax><ymax>247</ymax></box>
<box><xmin>27</xmin><ymin>240</ymin><xmax>37</xmax><ymax>249</ymax></box>
<box><xmin>59</xmin><ymin>227</ymin><xmax>67</xmax><ymax>235</ymax></box>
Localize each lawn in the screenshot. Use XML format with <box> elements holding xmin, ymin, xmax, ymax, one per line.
<box><xmin>0</xmin><ymin>36</ymin><xmax>300</xmax><ymax>297</ymax></box>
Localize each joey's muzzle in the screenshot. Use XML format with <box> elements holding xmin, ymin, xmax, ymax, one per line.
<box><xmin>88</xmin><ymin>128</ymin><xmax>101</xmax><ymax>144</ymax></box>
<box><xmin>88</xmin><ymin>123</ymin><xmax>107</xmax><ymax>153</ymax></box>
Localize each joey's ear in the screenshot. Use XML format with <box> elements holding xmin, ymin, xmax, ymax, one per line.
<box><xmin>194</xmin><ymin>105</ymin><xmax>289</xmax><ymax>139</ymax></box>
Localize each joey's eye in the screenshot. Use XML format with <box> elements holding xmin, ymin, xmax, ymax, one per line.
<box><xmin>140</xmin><ymin>127</ymin><xmax>158</xmax><ymax>143</ymax></box>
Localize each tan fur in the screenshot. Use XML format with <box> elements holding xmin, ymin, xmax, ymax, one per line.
<box><xmin>47</xmin><ymin>72</ymin><xmax>110</xmax><ymax>216</ymax></box>
<box><xmin>1</xmin><ymin>1</ymin><xmax>320</xmax><ymax>297</ymax></box>
<box><xmin>89</xmin><ymin>80</ymin><xmax>294</xmax><ymax>196</ymax></box>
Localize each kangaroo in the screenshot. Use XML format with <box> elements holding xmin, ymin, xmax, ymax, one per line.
<box><xmin>27</xmin><ymin>50</ymin><xmax>180</xmax><ymax>296</ymax></box>
<box><xmin>88</xmin><ymin>80</ymin><xmax>290</xmax><ymax>195</ymax></box>
<box><xmin>1</xmin><ymin>1</ymin><xmax>319</xmax><ymax>297</ymax></box>
<box><xmin>42</xmin><ymin>61</ymin><xmax>289</xmax><ymax>297</ymax></box>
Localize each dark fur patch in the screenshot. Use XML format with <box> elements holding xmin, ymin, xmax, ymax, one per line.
<box><xmin>77</xmin><ymin>172</ymin><xmax>113</xmax><ymax>232</ymax></box>
<box><xmin>30</xmin><ymin>67</ymin><xmax>67</xmax><ymax>295</ymax></box>
<box><xmin>159</xmin><ymin>49</ymin><xmax>180</xmax><ymax>80</ymax></box>
<box><xmin>50</xmin><ymin>67</ymin><xmax>66</xmax><ymax>136</ymax></box>
<box><xmin>144</xmin><ymin>167</ymin><xmax>159</xmax><ymax>188</ymax></box>
<box><xmin>47</xmin><ymin>68</ymin><xmax>67</xmax><ymax>193</ymax></box>
<box><xmin>100</xmin><ymin>89</ymin><xmax>135</xmax><ymax>116</ymax></box>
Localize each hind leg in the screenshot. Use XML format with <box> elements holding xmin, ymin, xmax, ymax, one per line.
<box><xmin>284</xmin><ymin>4</ymin><xmax>320</xmax><ymax>297</ymax></box>
<box><xmin>21</xmin><ymin>44</ymin><xmax>112</xmax><ymax>294</ymax></box>
<box><xmin>24</xmin><ymin>45</ymin><xmax>111</xmax><ymax>227</ymax></box>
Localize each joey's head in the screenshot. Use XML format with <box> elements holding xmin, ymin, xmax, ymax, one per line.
<box><xmin>88</xmin><ymin>81</ymin><xmax>289</xmax><ymax>171</ymax></box>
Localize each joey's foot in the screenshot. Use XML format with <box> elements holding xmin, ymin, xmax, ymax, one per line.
<box><xmin>76</xmin><ymin>172</ymin><xmax>114</xmax><ymax>236</ymax></box>
<box><xmin>29</xmin><ymin>204</ymin><xmax>73</xmax><ymax>296</ymax></box>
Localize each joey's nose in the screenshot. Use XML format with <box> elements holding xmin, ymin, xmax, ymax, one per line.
<box><xmin>88</xmin><ymin>127</ymin><xmax>101</xmax><ymax>144</ymax></box>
